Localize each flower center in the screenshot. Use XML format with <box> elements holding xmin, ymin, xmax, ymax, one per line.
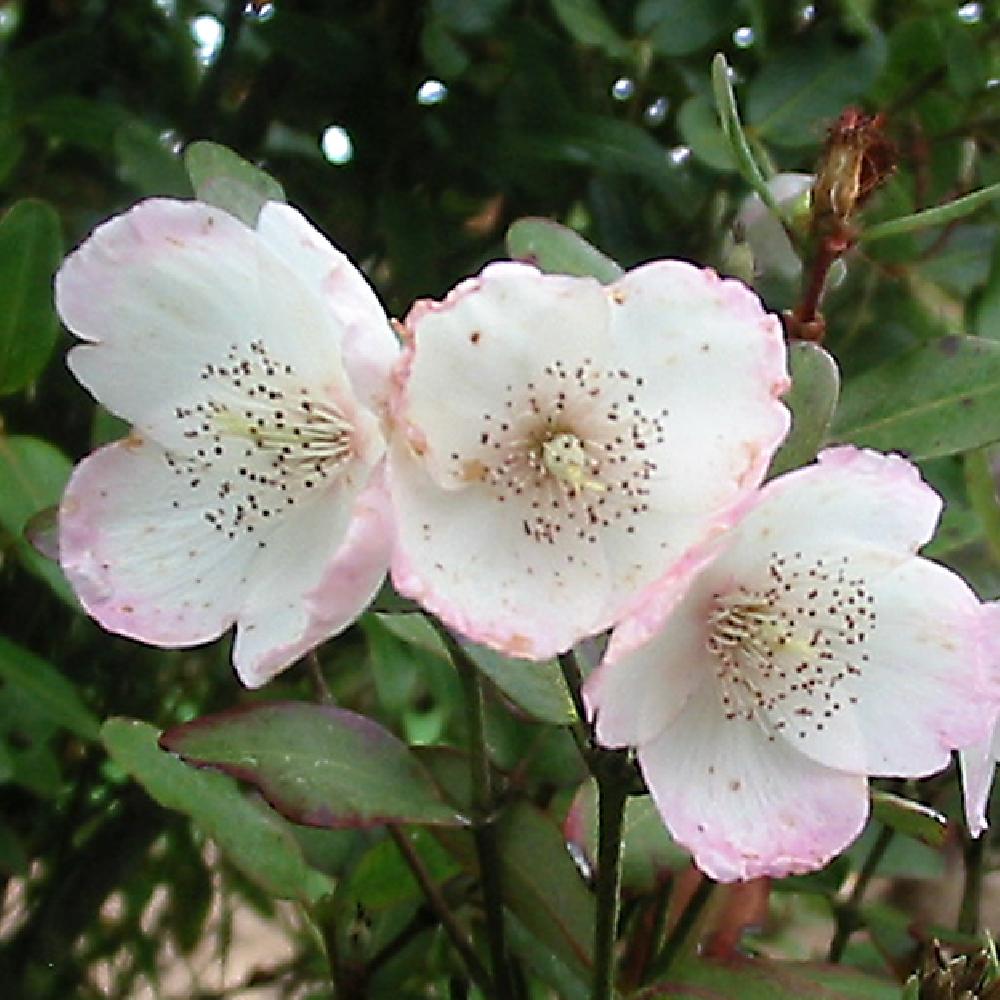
<box><xmin>705</xmin><ymin>551</ymin><xmax>875</xmax><ymax>740</ymax></box>
<box><xmin>539</xmin><ymin>432</ymin><xmax>605</xmax><ymax>493</ymax></box>
<box><xmin>457</xmin><ymin>358</ymin><xmax>667</xmax><ymax>550</ymax></box>
<box><xmin>164</xmin><ymin>339</ymin><xmax>358</xmax><ymax>548</ymax></box>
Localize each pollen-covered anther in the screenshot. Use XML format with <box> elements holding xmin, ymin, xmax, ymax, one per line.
<box><xmin>706</xmin><ymin>551</ymin><xmax>874</xmax><ymax>736</ymax></box>
<box><xmin>458</xmin><ymin>358</ymin><xmax>667</xmax><ymax>547</ymax></box>
<box><xmin>166</xmin><ymin>339</ymin><xmax>360</xmax><ymax>543</ymax></box>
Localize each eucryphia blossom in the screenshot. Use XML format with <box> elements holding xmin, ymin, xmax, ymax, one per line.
<box><xmin>388</xmin><ymin>260</ymin><xmax>790</xmax><ymax>659</ymax></box>
<box><xmin>57</xmin><ymin>199</ymin><xmax>398</xmax><ymax>687</ymax></box>
<box><xmin>585</xmin><ymin>446</ymin><xmax>1000</xmax><ymax>882</ymax></box>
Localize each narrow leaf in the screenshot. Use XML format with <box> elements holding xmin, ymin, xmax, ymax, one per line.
<box><xmin>184</xmin><ymin>140</ymin><xmax>285</xmax><ymax>227</ymax></box>
<box><xmin>506</xmin><ymin>217</ymin><xmax>623</xmax><ymax>283</ymax></box>
<box><xmin>160</xmin><ymin>701</ymin><xmax>462</xmax><ymax>828</ymax></box>
<box><xmin>103</xmin><ymin>718</ymin><xmax>329</xmax><ymax>903</ymax></box>
<box><xmin>828</xmin><ymin>336</ymin><xmax>1000</xmax><ymax>459</ymax></box>
<box><xmin>0</xmin><ymin>199</ymin><xmax>62</xmax><ymax>395</ymax></box>
<box><xmin>862</xmin><ymin>183</ymin><xmax>1000</xmax><ymax>243</ymax></box>
<box><xmin>711</xmin><ymin>54</ymin><xmax>782</xmax><ymax>220</ymax></box>
<box><xmin>870</xmin><ymin>791</ymin><xmax>948</xmax><ymax>849</ymax></box>
<box><xmin>0</xmin><ymin>637</ymin><xmax>99</xmax><ymax>740</ymax></box>
<box><xmin>767</xmin><ymin>342</ymin><xmax>840</xmax><ymax>478</ymax></box>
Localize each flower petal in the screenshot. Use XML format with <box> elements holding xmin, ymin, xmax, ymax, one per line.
<box><xmin>389</xmin><ymin>435</ymin><xmax>610</xmax><ymax>658</ymax></box>
<box><xmin>59</xmin><ymin>438</ymin><xmax>258</xmax><ymax>647</ymax></box>
<box><xmin>60</xmin><ymin>436</ymin><xmax>389</xmax><ymax>683</ymax></box>
<box><xmin>233</xmin><ymin>468</ymin><xmax>393</xmax><ymax>687</ymax></box>
<box><xmin>727</xmin><ymin>447</ymin><xmax>942</xmax><ymax>567</ymax></box>
<box><xmin>606</xmin><ymin>261</ymin><xmax>790</xmax><ymax>513</ymax></box>
<box><xmin>585</xmin><ymin>553</ymin><xmax>723</xmax><ymax>747</ymax></box>
<box><xmin>58</xmin><ymin>199</ymin><xmax>360</xmax><ymax>453</ymax></box>
<box><xmin>639</xmin><ymin>678</ymin><xmax>870</xmax><ymax>882</ymax></box>
<box><xmin>255</xmin><ymin>202</ymin><xmax>398</xmax><ymax>418</ymax></box>
<box><xmin>395</xmin><ymin>261</ymin><xmax>610</xmax><ymax>485</ymax></box>
<box><xmin>960</xmin><ymin>726</ymin><xmax>1000</xmax><ymax>837</ymax></box>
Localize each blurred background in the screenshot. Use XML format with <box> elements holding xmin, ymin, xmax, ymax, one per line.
<box><xmin>1</xmin><ymin>1</ymin><xmax>999</xmax><ymax>997</ymax></box>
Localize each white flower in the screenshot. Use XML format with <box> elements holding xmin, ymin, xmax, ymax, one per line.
<box><xmin>57</xmin><ymin>199</ymin><xmax>398</xmax><ymax>687</ymax></box>
<box><xmin>388</xmin><ymin>260</ymin><xmax>790</xmax><ymax>658</ymax></box>
<box><xmin>586</xmin><ymin>447</ymin><xmax>999</xmax><ymax>881</ymax></box>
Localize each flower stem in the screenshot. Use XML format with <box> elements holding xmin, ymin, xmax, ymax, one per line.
<box><xmin>592</xmin><ymin>768</ymin><xmax>628</xmax><ymax>1000</ymax></box>
<box><xmin>437</xmin><ymin>624</ymin><xmax>514</xmax><ymax>1000</ymax></box>
<box><xmin>959</xmin><ymin>832</ymin><xmax>985</xmax><ymax>935</ymax></box>
<box><xmin>557</xmin><ymin>649</ymin><xmax>588</xmax><ymax>724</ymax></box>
<box><xmin>648</xmin><ymin>873</ymin><xmax>715</xmax><ymax>979</ymax></box>
<box><xmin>828</xmin><ymin>822</ymin><xmax>894</xmax><ymax>962</ymax></box>
<box><xmin>386</xmin><ymin>825</ymin><xmax>494</xmax><ymax>993</ymax></box>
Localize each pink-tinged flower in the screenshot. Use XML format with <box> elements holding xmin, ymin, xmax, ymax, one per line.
<box><xmin>388</xmin><ymin>260</ymin><xmax>790</xmax><ymax>658</ymax></box>
<box><xmin>57</xmin><ymin>199</ymin><xmax>398</xmax><ymax>687</ymax></box>
<box><xmin>585</xmin><ymin>447</ymin><xmax>999</xmax><ymax>882</ymax></box>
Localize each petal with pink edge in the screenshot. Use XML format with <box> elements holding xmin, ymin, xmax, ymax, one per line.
<box><xmin>233</xmin><ymin>469</ymin><xmax>393</xmax><ymax>687</ymax></box>
<box><xmin>57</xmin><ymin>199</ymin><xmax>359</xmax><ymax>453</ymax></box>
<box><xmin>638</xmin><ymin>679</ymin><xmax>869</xmax><ymax>882</ymax></box>
<box><xmin>960</xmin><ymin>725</ymin><xmax>1000</xmax><ymax>837</ymax></box>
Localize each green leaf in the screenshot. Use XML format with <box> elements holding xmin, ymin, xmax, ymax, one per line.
<box><xmin>103</xmin><ymin>718</ymin><xmax>329</xmax><ymax>903</ymax></box>
<box><xmin>767</xmin><ymin>342</ymin><xmax>841</xmax><ymax>478</ymax></box>
<box><xmin>506</xmin><ymin>912</ymin><xmax>589</xmax><ymax>1000</ymax></box>
<box><xmin>677</xmin><ymin>95</ymin><xmax>735</xmax><ymax>173</ymax></box>
<box><xmin>0</xmin><ymin>637</ymin><xmax>99</xmax><ymax>740</ymax></box>
<box><xmin>646</xmin><ymin>955</ymin><xmax>900</xmax><ymax>998</ymax></box>
<box><xmin>115</xmin><ymin>121</ymin><xmax>191</xmax><ymax>198</ymax></box>
<box><xmin>548</xmin><ymin>0</ymin><xmax>630</xmax><ymax>59</ymax></box>
<box><xmin>465</xmin><ymin>644</ymin><xmax>577</xmax><ymax>726</ymax></box>
<box><xmin>711</xmin><ymin>54</ymin><xmax>785</xmax><ymax>222</ymax></box>
<box><xmin>636</xmin><ymin>0</ymin><xmax>732</xmax><ymax>57</ymax></box>
<box><xmin>566</xmin><ymin>780</ymin><xmax>688</xmax><ymax>893</ymax></box>
<box><xmin>0</xmin><ymin>819</ymin><xmax>28</xmax><ymax>876</ymax></box>
<box><xmin>342</xmin><ymin>829</ymin><xmax>459</xmax><ymax>911</ymax></box>
<box><xmin>435</xmin><ymin>801</ymin><xmax>595</xmax><ymax>979</ymax></box>
<box><xmin>160</xmin><ymin>702</ymin><xmax>462</xmax><ymax>828</ymax></box>
<box><xmin>862</xmin><ymin>183</ymin><xmax>1000</xmax><ymax>244</ymax></box>
<box><xmin>0</xmin><ymin>435</ymin><xmax>76</xmax><ymax>605</ymax></box>
<box><xmin>747</xmin><ymin>32</ymin><xmax>886</xmax><ymax>147</ymax></box>
<box><xmin>974</xmin><ymin>238</ymin><xmax>1000</xmax><ymax>339</ymax></box>
<box><xmin>183</xmin><ymin>140</ymin><xmax>285</xmax><ymax>227</ymax></box>
<box><xmin>506</xmin><ymin>217</ymin><xmax>623</xmax><ymax>283</ymax></box>
<box><xmin>0</xmin><ymin>199</ymin><xmax>62</xmax><ymax>395</ymax></box>
<box><xmin>828</xmin><ymin>336</ymin><xmax>1000</xmax><ymax>459</ymax></box>
<box><xmin>26</xmin><ymin>96</ymin><xmax>131</xmax><ymax>156</ymax></box>
<box><xmin>496</xmin><ymin>801</ymin><xmax>595</xmax><ymax>977</ymax></box>
<box><xmin>870</xmin><ymin>791</ymin><xmax>948</xmax><ymax>849</ymax></box>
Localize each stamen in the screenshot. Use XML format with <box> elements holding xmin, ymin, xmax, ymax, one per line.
<box><xmin>706</xmin><ymin>552</ymin><xmax>875</xmax><ymax>738</ymax></box>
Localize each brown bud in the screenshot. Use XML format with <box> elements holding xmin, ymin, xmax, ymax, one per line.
<box><xmin>811</xmin><ymin>107</ymin><xmax>897</xmax><ymax>236</ymax></box>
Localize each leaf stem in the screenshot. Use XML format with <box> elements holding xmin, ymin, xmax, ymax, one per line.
<box><xmin>647</xmin><ymin>872</ymin><xmax>715</xmax><ymax>979</ymax></box>
<box><xmin>387</xmin><ymin>825</ymin><xmax>494</xmax><ymax>993</ymax></box>
<box><xmin>437</xmin><ymin>624</ymin><xmax>514</xmax><ymax>1000</ymax></box>
<box><xmin>828</xmin><ymin>822</ymin><xmax>894</xmax><ymax>961</ymax></box>
<box><xmin>592</xmin><ymin>767</ymin><xmax>628</xmax><ymax>1000</ymax></box>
